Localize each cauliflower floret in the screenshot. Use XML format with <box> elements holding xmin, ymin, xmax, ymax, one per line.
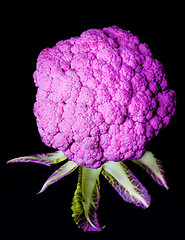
<box><xmin>33</xmin><ymin>26</ymin><xmax>176</xmax><ymax>168</ymax></box>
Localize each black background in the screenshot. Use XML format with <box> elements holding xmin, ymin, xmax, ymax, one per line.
<box><xmin>1</xmin><ymin>5</ymin><xmax>185</xmax><ymax>240</ymax></box>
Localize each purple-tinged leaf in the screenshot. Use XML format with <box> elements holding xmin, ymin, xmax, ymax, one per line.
<box><xmin>71</xmin><ymin>166</ymin><xmax>104</xmax><ymax>232</ymax></box>
<box><xmin>7</xmin><ymin>151</ymin><xmax>67</xmax><ymax>167</ymax></box>
<box><xmin>132</xmin><ymin>151</ymin><xmax>169</xmax><ymax>190</ymax></box>
<box><xmin>102</xmin><ymin>161</ymin><xmax>151</xmax><ymax>209</ymax></box>
<box><xmin>38</xmin><ymin>161</ymin><xmax>78</xmax><ymax>194</ymax></box>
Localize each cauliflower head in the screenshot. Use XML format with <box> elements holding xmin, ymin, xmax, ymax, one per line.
<box><xmin>33</xmin><ymin>26</ymin><xmax>176</xmax><ymax>168</ymax></box>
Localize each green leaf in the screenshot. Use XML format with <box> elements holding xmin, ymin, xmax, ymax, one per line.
<box><xmin>7</xmin><ymin>151</ymin><xmax>67</xmax><ymax>166</ymax></box>
<box><xmin>71</xmin><ymin>166</ymin><xmax>103</xmax><ymax>232</ymax></box>
<box><xmin>102</xmin><ymin>161</ymin><xmax>151</xmax><ymax>209</ymax></box>
<box><xmin>38</xmin><ymin>161</ymin><xmax>78</xmax><ymax>194</ymax></box>
<box><xmin>132</xmin><ymin>151</ymin><xmax>169</xmax><ymax>190</ymax></box>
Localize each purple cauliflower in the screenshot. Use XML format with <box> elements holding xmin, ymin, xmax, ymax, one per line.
<box><xmin>33</xmin><ymin>26</ymin><xmax>176</xmax><ymax>168</ymax></box>
<box><xmin>8</xmin><ymin>26</ymin><xmax>176</xmax><ymax>232</ymax></box>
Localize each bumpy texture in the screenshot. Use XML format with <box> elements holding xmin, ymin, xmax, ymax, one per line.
<box><xmin>33</xmin><ymin>26</ymin><xmax>176</xmax><ymax>168</ymax></box>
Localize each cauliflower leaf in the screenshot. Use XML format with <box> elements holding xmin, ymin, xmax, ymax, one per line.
<box><xmin>71</xmin><ymin>166</ymin><xmax>103</xmax><ymax>231</ymax></box>
<box><xmin>7</xmin><ymin>151</ymin><xmax>67</xmax><ymax>166</ymax></box>
<box><xmin>133</xmin><ymin>151</ymin><xmax>169</xmax><ymax>189</ymax></box>
<box><xmin>102</xmin><ymin>161</ymin><xmax>151</xmax><ymax>209</ymax></box>
<box><xmin>38</xmin><ymin>161</ymin><xmax>78</xmax><ymax>194</ymax></box>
